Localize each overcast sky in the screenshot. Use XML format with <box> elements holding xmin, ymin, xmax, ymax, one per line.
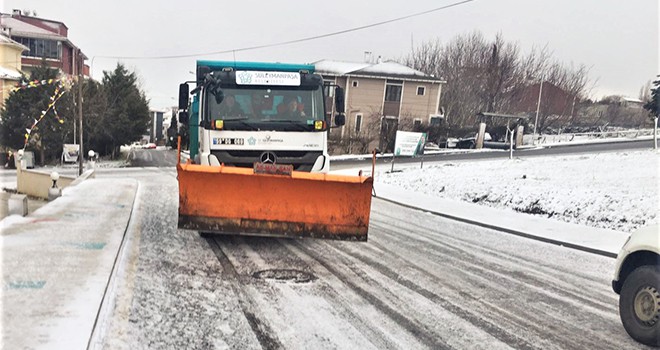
<box><xmin>3</xmin><ymin>0</ymin><xmax>658</xmax><ymax>110</ymax></box>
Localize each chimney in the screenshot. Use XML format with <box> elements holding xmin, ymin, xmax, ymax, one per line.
<box><xmin>12</xmin><ymin>9</ymin><xmax>22</xmax><ymax>16</ymax></box>
<box><xmin>364</xmin><ymin>51</ymin><xmax>372</xmax><ymax>63</ymax></box>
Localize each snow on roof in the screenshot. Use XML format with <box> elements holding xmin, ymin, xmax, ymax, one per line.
<box><xmin>313</xmin><ymin>59</ymin><xmax>443</xmax><ymax>82</ymax></box>
<box><xmin>0</xmin><ymin>33</ymin><xmax>28</xmax><ymax>50</ymax></box>
<box><xmin>351</xmin><ymin>61</ymin><xmax>428</xmax><ymax>78</ymax></box>
<box><xmin>0</xmin><ymin>66</ymin><xmax>22</xmax><ymax>80</ymax></box>
<box><xmin>623</xmin><ymin>97</ymin><xmax>643</xmax><ymax>103</ymax></box>
<box><xmin>0</xmin><ymin>15</ymin><xmax>65</xmax><ymax>40</ymax></box>
<box><xmin>312</xmin><ymin>60</ymin><xmax>370</xmax><ymax>75</ymax></box>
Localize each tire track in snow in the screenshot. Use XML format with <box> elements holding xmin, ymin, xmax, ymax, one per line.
<box><xmin>365</xmin><ymin>208</ymin><xmax>628</xmax><ymax>349</ymax></box>
<box><xmin>316</xmin><ymin>239</ymin><xmax>537</xmax><ymax>349</ymax></box>
<box><xmin>206</xmin><ymin>236</ymin><xmax>284</xmax><ymax>350</ymax></box>
<box><xmin>369</xmin><ymin>214</ymin><xmax>616</xmax><ymax>315</ymax></box>
<box><xmin>291</xmin><ymin>240</ymin><xmax>452</xmax><ymax>350</ymax></box>
<box><xmin>278</xmin><ymin>239</ymin><xmax>425</xmax><ymax>350</ymax></box>
<box><xmin>217</xmin><ymin>236</ymin><xmax>420</xmax><ymax>349</ymax></box>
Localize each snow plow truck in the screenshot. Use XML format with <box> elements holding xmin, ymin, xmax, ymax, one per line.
<box><xmin>176</xmin><ymin>61</ymin><xmax>373</xmax><ymax>241</ymax></box>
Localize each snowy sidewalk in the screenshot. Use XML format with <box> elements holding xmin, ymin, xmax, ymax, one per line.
<box><xmin>373</xmin><ymin>182</ymin><xmax>629</xmax><ymax>258</ymax></box>
<box><xmin>1</xmin><ymin>178</ymin><xmax>138</xmax><ymax>350</ymax></box>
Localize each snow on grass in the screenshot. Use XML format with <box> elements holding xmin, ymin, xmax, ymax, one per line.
<box><xmin>376</xmin><ymin>150</ymin><xmax>659</xmax><ymax>233</ymax></box>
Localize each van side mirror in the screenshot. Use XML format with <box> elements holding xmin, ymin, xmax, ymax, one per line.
<box><xmin>178</xmin><ymin>111</ymin><xmax>189</xmax><ymax>124</ymax></box>
<box><xmin>178</xmin><ymin>83</ymin><xmax>189</xmax><ymax>110</ymax></box>
<box><xmin>335</xmin><ymin>86</ymin><xmax>345</xmax><ymax>113</ymax></box>
<box><xmin>334</xmin><ymin>114</ymin><xmax>345</xmax><ymax>126</ymax></box>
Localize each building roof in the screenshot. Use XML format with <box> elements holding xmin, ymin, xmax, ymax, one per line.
<box><xmin>623</xmin><ymin>97</ymin><xmax>643</xmax><ymax>103</ymax></box>
<box><xmin>0</xmin><ymin>14</ymin><xmax>87</xmax><ymax>60</ymax></box>
<box><xmin>0</xmin><ymin>66</ymin><xmax>22</xmax><ymax>80</ymax></box>
<box><xmin>312</xmin><ymin>60</ymin><xmax>370</xmax><ymax>75</ymax></box>
<box><xmin>0</xmin><ymin>15</ymin><xmax>66</xmax><ymax>41</ymax></box>
<box><xmin>0</xmin><ymin>32</ymin><xmax>28</xmax><ymax>51</ymax></box>
<box><xmin>313</xmin><ymin>59</ymin><xmax>445</xmax><ymax>83</ymax></box>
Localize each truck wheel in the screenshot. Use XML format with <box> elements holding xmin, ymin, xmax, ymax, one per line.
<box><xmin>619</xmin><ymin>265</ymin><xmax>660</xmax><ymax>347</ymax></box>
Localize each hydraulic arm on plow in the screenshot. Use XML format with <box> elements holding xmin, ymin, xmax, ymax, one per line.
<box><xmin>176</xmin><ymin>61</ymin><xmax>373</xmax><ymax>241</ymax></box>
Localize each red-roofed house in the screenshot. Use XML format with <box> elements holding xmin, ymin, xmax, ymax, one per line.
<box><xmin>0</xmin><ymin>10</ymin><xmax>89</xmax><ymax>78</ymax></box>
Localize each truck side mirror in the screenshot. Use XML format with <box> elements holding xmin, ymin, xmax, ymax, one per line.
<box><xmin>178</xmin><ymin>111</ymin><xmax>189</xmax><ymax>124</ymax></box>
<box><xmin>334</xmin><ymin>114</ymin><xmax>345</xmax><ymax>126</ymax></box>
<box><xmin>179</xmin><ymin>83</ymin><xmax>189</xmax><ymax>110</ymax></box>
<box><xmin>335</xmin><ymin>86</ymin><xmax>345</xmax><ymax>113</ymax></box>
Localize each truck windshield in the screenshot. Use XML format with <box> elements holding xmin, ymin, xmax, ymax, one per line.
<box><xmin>206</xmin><ymin>85</ymin><xmax>325</xmax><ymax>131</ymax></box>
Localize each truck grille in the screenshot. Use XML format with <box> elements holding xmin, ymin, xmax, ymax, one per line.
<box><xmin>211</xmin><ymin>150</ymin><xmax>323</xmax><ymax>172</ymax></box>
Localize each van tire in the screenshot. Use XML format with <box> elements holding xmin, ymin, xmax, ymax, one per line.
<box><xmin>619</xmin><ymin>265</ymin><xmax>660</xmax><ymax>347</ymax></box>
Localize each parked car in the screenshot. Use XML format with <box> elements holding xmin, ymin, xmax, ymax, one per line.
<box><xmin>612</xmin><ymin>224</ymin><xmax>660</xmax><ymax>347</ymax></box>
<box><xmin>424</xmin><ymin>142</ymin><xmax>441</xmax><ymax>151</ymax></box>
<box><xmin>455</xmin><ymin>132</ymin><xmax>493</xmax><ymax>149</ymax></box>
<box><xmin>145</xmin><ymin>143</ymin><xmax>157</xmax><ymax>149</ymax></box>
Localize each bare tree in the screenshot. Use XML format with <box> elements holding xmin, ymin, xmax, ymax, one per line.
<box><xmin>329</xmin><ymin>107</ymin><xmax>381</xmax><ymax>154</ymax></box>
<box><xmin>403</xmin><ymin>31</ymin><xmax>591</xmax><ymax>135</ymax></box>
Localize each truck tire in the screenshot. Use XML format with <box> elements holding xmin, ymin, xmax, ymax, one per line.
<box><xmin>619</xmin><ymin>265</ymin><xmax>660</xmax><ymax>347</ymax></box>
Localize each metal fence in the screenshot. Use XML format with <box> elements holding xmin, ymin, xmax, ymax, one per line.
<box><xmin>532</xmin><ymin>128</ymin><xmax>657</xmax><ymax>144</ymax></box>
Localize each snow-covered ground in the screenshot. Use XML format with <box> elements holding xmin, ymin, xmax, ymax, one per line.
<box><xmin>375</xmin><ymin>149</ymin><xmax>658</xmax><ymax>233</ymax></box>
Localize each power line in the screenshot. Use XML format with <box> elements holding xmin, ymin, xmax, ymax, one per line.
<box><xmin>94</xmin><ymin>0</ymin><xmax>475</xmax><ymax>60</ymax></box>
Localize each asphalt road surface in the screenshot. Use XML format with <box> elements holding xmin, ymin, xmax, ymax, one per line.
<box><xmin>92</xmin><ymin>167</ymin><xmax>647</xmax><ymax>349</ymax></box>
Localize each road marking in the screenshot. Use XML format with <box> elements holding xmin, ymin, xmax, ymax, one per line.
<box><xmin>7</xmin><ymin>280</ymin><xmax>46</xmax><ymax>289</ymax></box>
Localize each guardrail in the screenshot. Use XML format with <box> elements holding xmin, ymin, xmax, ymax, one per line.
<box><xmin>532</xmin><ymin>129</ymin><xmax>657</xmax><ymax>144</ymax></box>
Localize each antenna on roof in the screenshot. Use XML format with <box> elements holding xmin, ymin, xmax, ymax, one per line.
<box><xmin>411</xmin><ymin>33</ymin><xmax>415</xmax><ymax>68</ymax></box>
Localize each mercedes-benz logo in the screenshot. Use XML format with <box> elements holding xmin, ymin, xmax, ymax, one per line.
<box><xmin>259</xmin><ymin>152</ymin><xmax>277</xmax><ymax>164</ymax></box>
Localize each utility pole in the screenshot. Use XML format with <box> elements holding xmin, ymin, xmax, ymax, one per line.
<box><xmin>533</xmin><ymin>79</ymin><xmax>544</xmax><ymax>145</ymax></box>
<box><xmin>77</xmin><ymin>48</ymin><xmax>84</xmax><ymax>176</ymax></box>
<box><xmin>654</xmin><ymin>115</ymin><xmax>658</xmax><ymax>150</ymax></box>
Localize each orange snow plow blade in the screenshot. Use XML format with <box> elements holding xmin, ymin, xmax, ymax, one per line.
<box><xmin>177</xmin><ymin>163</ymin><xmax>373</xmax><ymax>241</ymax></box>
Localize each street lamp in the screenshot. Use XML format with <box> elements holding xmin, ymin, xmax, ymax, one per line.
<box><xmin>48</xmin><ymin>171</ymin><xmax>61</xmax><ymax>201</ymax></box>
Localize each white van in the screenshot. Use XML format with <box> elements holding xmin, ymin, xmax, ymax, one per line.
<box><xmin>612</xmin><ymin>224</ymin><xmax>660</xmax><ymax>347</ymax></box>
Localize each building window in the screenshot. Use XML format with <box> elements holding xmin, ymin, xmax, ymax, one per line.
<box><xmin>15</xmin><ymin>37</ymin><xmax>61</xmax><ymax>59</ymax></box>
<box><xmin>385</xmin><ymin>84</ymin><xmax>402</xmax><ymax>102</ymax></box>
<box><xmin>355</xmin><ymin>114</ymin><xmax>363</xmax><ymax>133</ymax></box>
<box><xmin>323</xmin><ymin>82</ymin><xmax>337</xmax><ymax>97</ymax></box>
<box><xmin>416</xmin><ymin>86</ymin><xmax>426</xmax><ymax>96</ymax></box>
<box><xmin>352</xmin><ymin>80</ymin><xmax>359</xmax><ymax>88</ymax></box>
<box><xmin>429</xmin><ymin>115</ymin><xmax>444</xmax><ymax>126</ymax></box>
<box><xmin>323</xmin><ymin>82</ymin><xmax>335</xmax><ymax>97</ymax></box>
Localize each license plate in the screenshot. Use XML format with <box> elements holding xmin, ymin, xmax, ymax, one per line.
<box><xmin>253</xmin><ymin>162</ymin><xmax>293</xmax><ymax>175</ymax></box>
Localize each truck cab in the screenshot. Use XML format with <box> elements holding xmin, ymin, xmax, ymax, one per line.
<box><xmin>181</xmin><ymin>61</ymin><xmax>344</xmax><ymax>172</ymax></box>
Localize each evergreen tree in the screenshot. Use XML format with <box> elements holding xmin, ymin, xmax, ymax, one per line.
<box><xmin>79</xmin><ymin>79</ymin><xmax>110</xmax><ymax>156</ymax></box>
<box><xmin>0</xmin><ymin>64</ymin><xmax>72</xmax><ymax>165</ymax></box>
<box><xmin>101</xmin><ymin>63</ymin><xmax>150</xmax><ymax>157</ymax></box>
<box><xmin>643</xmin><ymin>77</ymin><xmax>659</xmax><ymax>118</ymax></box>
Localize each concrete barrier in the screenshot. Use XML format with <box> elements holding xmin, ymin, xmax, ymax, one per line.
<box><xmin>16</xmin><ymin>166</ymin><xmax>95</xmax><ymax>200</ymax></box>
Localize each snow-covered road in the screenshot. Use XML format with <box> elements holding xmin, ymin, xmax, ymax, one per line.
<box><xmin>93</xmin><ymin>168</ymin><xmax>643</xmax><ymax>349</ymax></box>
